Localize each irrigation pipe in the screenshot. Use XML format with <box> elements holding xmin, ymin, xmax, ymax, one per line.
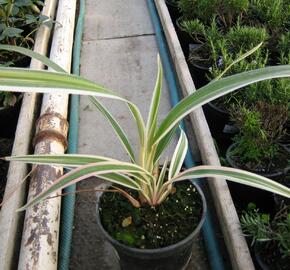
<box><xmin>146</xmin><ymin>1</ymin><xmax>225</xmax><ymax>269</ymax></box>
<box><xmin>58</xmin><ymin>0</ymin><xmax>85</xmax><ymax>269</ymax></box>
<box><xmin>17</xmin><ymin>0</ymin><xmax>77</xmax><ymax>269</ymax></box>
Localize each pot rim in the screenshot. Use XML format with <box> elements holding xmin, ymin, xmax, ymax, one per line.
<box><xmin>96</xmin><ymin>181</ymin><xmax>207</xmax><ymax>254</ymax></box>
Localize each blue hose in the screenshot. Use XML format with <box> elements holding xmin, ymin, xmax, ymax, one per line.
<box><xmin>146</xmin><ymin>1</ymin><xmax>225</xmax><ymax>269</ymax></box>
<box><xmin>58</xmin><ymin>0</ymin><xmax>85</xmax><ymax>269</ymax></box>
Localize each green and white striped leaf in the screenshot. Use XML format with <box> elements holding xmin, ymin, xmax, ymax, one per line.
<box><xmin>0</xmin><ymin>44</ymin><xmax>66</xmax><ymax>72</ymax></box>
<box><xmin>168</xmin><ymin>129</ymin><xmax>188</xmax><ymax>179</ymax></box>
<box><xmin>89</xmin><ymin>97</ymin><xmax>136</xmax><ymax>162</ymax></box>
<box><xmin>96</xmin><ymin>173</ymin><xmax>141</xmax><ymax>190</ymax></box>
<box><xmin>146</xmin><ymin>55</ymin><xmax>163</xmax><ymax>142</ymax></box>
<box><xmin>17</xmin><ymin>161</ymin><xmax>150</xmax><ymax>211</ymax></box>
<box><xmin>0</xmin><ymin>67</ymin><xmax>124</xmax><ymax>100</ymax></box>
<box><xmin>5</xmin><ymin>154</ymin><xmax>116</xmax><ymax>167</ymax></box>
<box><xmin>127</xmin><ymin>102</ymin><xmax>146</xmax><ymax>150</ymax></box>
<box><xmin>156</xmin><ymin>159</ymin><xmax>168</xmax><ymax>192</ymax></box>
<box><xmin>171</xmin><ymin>166</ymin><xmax>290</xmax><ymax>198</ymax></box>
<box><xmin>0</xmin><ymin>45</ymin><xmax>146</xmax><ymax>148</ymax></box>
<box><xmin>153</xmin><ymin>124</ymin><xmax>178</xmax><ymax>165</ymax></box>
<box><xmin>153</xmin><ymin>65</ymin><xmax>290</xmax><ymax>145</ymax></box>
<box><xmin>5</xmin><ymin>154</ymin><xmax>151</xmax><ymax>186</ymax></box>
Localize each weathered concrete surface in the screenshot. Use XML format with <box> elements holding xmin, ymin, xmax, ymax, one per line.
<box><xmin>70</xmin><ymin>0</ymin><xmax>208</xmax><ymax>269</ymax></box>
<box><xmin>84</xmin><ymin>0</ymin><xmax>154</xmax><ymax>41</ymax></box>
<box><xmin>78</xmin><ymin>35</ymin><xmax>176</xmax><ymax>160</ymax></box>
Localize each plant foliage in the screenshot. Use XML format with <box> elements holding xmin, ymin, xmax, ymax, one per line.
<box><xmin>0</xmin><ymin>45</ymin><xmax>290</xmax><ymax>211</ymax></box>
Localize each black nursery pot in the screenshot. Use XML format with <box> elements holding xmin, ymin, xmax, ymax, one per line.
<box><xmin>96</xmin><ymin>183</ymin><xmax>207</xmax><ymax>270</ymax></box>
<box><xmin>188</xmin><ymin>60</ymin><xmax>210</xmax><ymax>89</ymax></box>
<box><xmin>0</xmin><ymin>96</ymin><xmax>22</xmax><ymax>138</ymax></box>
<box><xmin>254</xmin><ymin>243</ymin><xmax>290</xmax><ymax>270</ymax></box>
<box><xmin>175</xmin><ymin>18</ymin><xmax>193</xmax><ymax>59</ymax></box>
<box><xmin>203</xmin><ymin>102</ymin><xmax>238</xmax><ymax>154</ymax></box>
<box><xmin>187</xmin><ymin>43</ymin><xmax>211</xmax><ymax>89</ymax></box>
<box><xmin>225</xmin><ymin>143</ymin><xmax>281</xmax><ymax>213</ymax></box>
<box><xmin>165</xmin><ymin>0</ymin><xmax>181</xmax><ymax>20</ymax></box>
<box><xmin>254</xmin><ymin>244</ymin><xmax>270</xmax><ymax>270</ymax></box>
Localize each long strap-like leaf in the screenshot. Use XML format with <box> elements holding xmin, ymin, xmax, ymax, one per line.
<box><xmin>153</xmin><ymin>65</ymin><xmax>290</xmax><ymax>145</ymax></box>
<box><xmin>17</xmin><ymin>161</ymin><xmax>150</xmax><ymax>211</ymax></box>
<box><xmin>5</xmin><ymin>154</ymin><xmax>117</xmax><ymax>167</ymax></box>
<box><xmin>171</xmin><ymin>166</ymin><xmax>290</xmax><ymax>198</ymax></box>
<box><xmin>0</xmin><ymin>44</ymin><xmax>66</xmax><ymax>72</ymax></box>
<box><xmin>146</xmin><ymin>55</ymin><xmax>163</xmax><ymax>141</ymax></box>
<box><xmin>0</xmin><ymin>45</ymin><xmax>146</xmax><ymax>149</ymax></box>
<box><xmin>0</xmin><ymin>67</ymin><xmax>125</xmax><ymax>99</ymax></box>
<box><xmin>168</xmin><ymin>129</ymin><xmax>188</xmax><ymax>179</ymax></box>
<box><xmin>5</xmin><ymin>154</ymin><xmax>151</xmax><ymax>186</ymax></box>
<box><xmin>89</xmin><ymin>97</ymin><xmax>136</xmax><ymax>162</ymax></box>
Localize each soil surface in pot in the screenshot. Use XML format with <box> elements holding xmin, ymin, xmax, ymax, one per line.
<box><xmin>255</xmin><ymin>242</ymin><xmax>290</xmax><ymax>270</ymax></box>
<box><xmin>99</xmin><ymin>181</ymin><xmax>202</xmax><ymax>249</ymax></box>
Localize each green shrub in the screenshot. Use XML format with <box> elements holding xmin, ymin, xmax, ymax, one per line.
<box><xmin>241</xmin><ymin>203</ymin><xmax>290</xmax><ymax>258</ymax></box>
<box><xmin>226</xmin><ymin>24</ymin><xmax>268</xmax><ymax>54</ymax></box>
<box><xmin>177</xmin><ymin>0</ymin><xmax>249</xmax><ymax>27</ymax></box>
<box><xmin>278</xmin><ymin>33</ymin><xmax>290</xmax><ymax>65</ymax></box>
<box><xmin>0</xmin><ymin>0</ymin><xmax>51</xmax><ymax>64</ymax></box>
<box><xmin>230</xmin><ymin>102</ymin><xmax>288</xmax><ymax>169</ymax></box>
<box><xmin>177</xmin><ymin>0</ymin><xmax>219</xmax><ymax>24</ymax></box>
<box><xmin>249</xmin><ymin>0</ymin><xmax>290</xmax><ymax>31</ymax></box>
<box><xmin>216</xmin><ymin>0</ymin><xmax>249</xmax><ymax>28</ymax></box>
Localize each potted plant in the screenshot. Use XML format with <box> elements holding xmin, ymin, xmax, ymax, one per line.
<box><xmin>240</xmin><ymin>203</ymin><xmax>290</xmax><ymax>269</ymax></box>
<box><xmin>226</xmin><ymin>101</ymin><xmax>289</xmax><ymax>211</ymax></box>
<box><xmin>1</xmin><ymin>45</ymin><xmax>290</xmax><ymax>269</ymax></box>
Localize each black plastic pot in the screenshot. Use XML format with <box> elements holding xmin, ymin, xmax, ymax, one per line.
<box><xmin>175</xmin><ymin>17</ymin><xmax>193</xmax><ymax>59</ymax></box>
<box><xmin>165</xmin><ymin>0</ymin><xmax>181</xmax><ymax>20</ymax></box>
<box><xmin>188</xmin><ymin>61</ymin><xmax>210</xmax><ymax>89</ymax></box>
<box><xmin>225</xmin><ymin>143</ymin><xmax>283</xmax><ymax>213</ymax></box>
<box><xmin>187</xmin><ymin>43</ymin><xmax>211</xmax><ymax>89</ymax></box>
<box><xmin>254</xmin><ymin>242</ymin><xmax>290</xmax><ymax>270</ymax></box>
<box><xmin>0</xmin><ymin>95</ymin><xmax>22</xmax><ymax>138</ymax></box>
<box><xmin>96</xmin><ymin>183</ymin><xmax>207</xmax><ymax>270</ymax></box>
<box><xmin>254</xmin><ymin>244</ymin><xmax>270</xmax><ymax>270</ymax></box>
<box><xmin>203</xmin><ymin>102</ymin><xmax>238</xmax><ymax>154</ymax></box>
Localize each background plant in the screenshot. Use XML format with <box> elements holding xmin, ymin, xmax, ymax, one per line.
<box><xmin>0</xmin><ymin>0</ymin><xmax>51</xmax><ymax>64</ymax></box>
<box><xmin>248</xmin><ymin>0</ymin><xmax>290</xmax><ymax>33</ymax></box>
<box><xmin>177</xmin><ymin>0</ymin><xmax>249</xmax><ymax>28</ymax></box>
<box><xmin>241</xmin><ymin>203</ymin><xmax>290</xmax><ymax>258</ymax></box>
<box><xmin>229</xmin><ymin>102</ymin><xmax>288</xmax><ymax>171</ymax></box>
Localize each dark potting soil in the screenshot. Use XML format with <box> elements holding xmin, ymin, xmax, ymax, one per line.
<box><xmin>99</xmin><ymin>181</ymin><xmax>203</xmax><ymax>249</ymax></box>
<box><xmin>256</xmin><ymin>242</ymin><xmax>290</xmax><ymax>270</ymax></box>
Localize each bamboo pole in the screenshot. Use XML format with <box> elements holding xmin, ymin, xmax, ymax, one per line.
<box><xmin>0</xmin><ymin>1</ymin><xmax>58</xmax><ymax>269</ymax></box>
<box><xmin>154</xmin><ymin>1</ymin><xmax>255</xmax><ymax>269</ymax></box>
<box><xmin>17</xmin><ymin>0</ymin><xmax>77</xmax><ymax>269</ymax></box>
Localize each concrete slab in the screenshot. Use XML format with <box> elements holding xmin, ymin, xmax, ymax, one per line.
<box><xmin>84</xmin><ymin>0</ymin><xmax>154</xmax><ymax>41</ymax></box>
